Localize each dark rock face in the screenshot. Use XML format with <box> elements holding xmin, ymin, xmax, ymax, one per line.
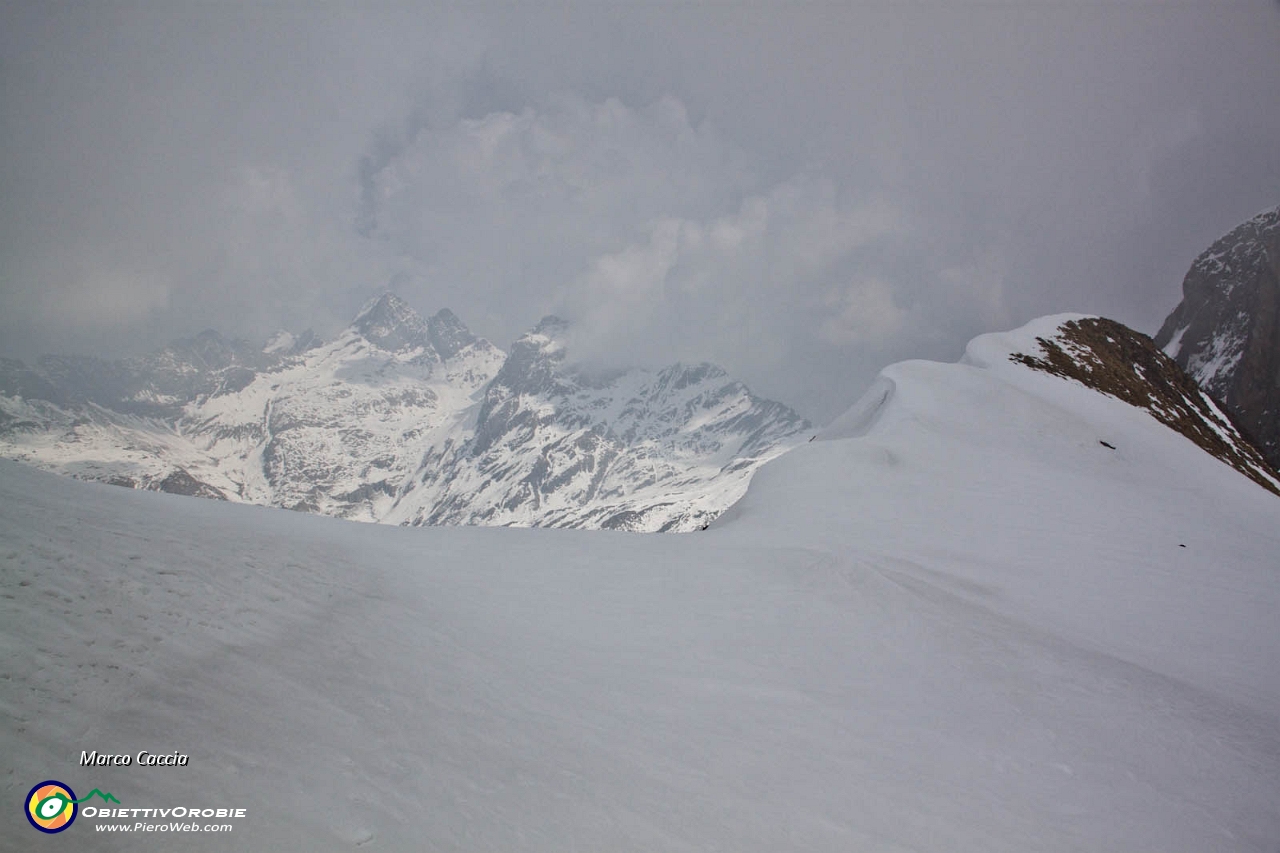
<box><xmin>155</xmin><ymin>468</ymin><xmax>227</xmax><ymax>501</ymax></box>
<box><xmin>350</xmin><ymin>293</ymin><xmax>433</xmax><ymax>354</ymax></box>
<box><xmin>426</xmin><ymin>309</ymin><xmax>478</xmax><ymax>360</ymax></box>
<box><xmin>1155</xmin><ymin>206</ymin><xmax>1280</xmax><ymax>469</ymax></box>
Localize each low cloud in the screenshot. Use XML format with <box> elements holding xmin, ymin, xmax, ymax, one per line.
<box><xmin>818</xmin><ymin>277</ymin><xmax>909</xmax><ymax>349</ymax></box>
<box><xmin>357</xmin><ymin>93</ymin><xmax>756</xmax><ymax>343</ymax></box>
<box><xmin>40</xmin><ymin>269</ymin><xmax>171</xmax><ymax>331</ymax></box>
<box><xmin>557</xmin><ymin>177</ymin><xmax>904</xmax><ymax>375</ymax></box>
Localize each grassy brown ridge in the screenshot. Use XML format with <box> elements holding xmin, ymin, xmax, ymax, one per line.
<box><xmin>1011</xmin><ymin>317</ymin><xmax>1280</xmax><ymax>497</ymax></box>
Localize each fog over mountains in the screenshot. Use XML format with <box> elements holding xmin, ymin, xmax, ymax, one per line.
<box><xmin>0</xmin><ymin>294</ymin><xmax>809</xmax><ymax>532</ymax></box>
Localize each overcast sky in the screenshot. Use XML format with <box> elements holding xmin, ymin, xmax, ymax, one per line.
<box><xmin>2</xmin><ymin>1</ymin><xmax>1278</xmax><ymax>421</ymax></box>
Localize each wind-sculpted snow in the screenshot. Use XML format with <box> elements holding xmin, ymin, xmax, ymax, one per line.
<box><xmin>0</xmin><ymin>296</ymin><xmax>808</xmax><ymax>531</ymax></box>
<box><xmin>820</xmin><ymin>375</ymin><xmax>895</xmax><ymax>440</ymax></box>
<box><xmin>3</xmin><ymin>314</ymin><xmax>1279</xmax><ymax>849</ymax></box>
<box><xmin>724</xmin><ymin>314</ymin><xmax>1280</xmax><ymax>712</ymax></box>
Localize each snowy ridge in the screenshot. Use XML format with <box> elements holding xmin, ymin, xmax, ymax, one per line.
<box><xmin>3</xmin><ymin>313</ymin><xmax>1278</xmax><ymax>850</ymax></box>
<box><xmin>0</xmin><ymin>395</ymin><xmax>231</xmax><ymax>498</ymax></box>
<box><xmin>723</xmin><ymin>313</ymin><xmax>1280</xmax><ymax>711</ymax></box>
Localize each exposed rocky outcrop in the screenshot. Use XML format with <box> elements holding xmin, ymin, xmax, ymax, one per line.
<box><xmin>1155</xmin><ymin>205</ymin><xmax>1280</xmax><ymax>469</ymax></box>
<box><xmin>1013</xmin><ymin>317</ymin><xmax>1279</xmax><ymax>496</ymax></box>
<box><xmin>156</xmin><ymin>468</ymin><xmax>228</xmax><ymax>500</ymax></box>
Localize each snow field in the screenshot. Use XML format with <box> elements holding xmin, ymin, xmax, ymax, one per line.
<box><xmin>3</xmin><ymin>314</ymin><xmax>1279</xmax><ymax>851</ymax></box>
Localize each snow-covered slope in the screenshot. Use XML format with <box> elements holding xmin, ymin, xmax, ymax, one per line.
<box><xmin>0</xmin><ymin>396</ymin><xmax>231</xmax><ymax>498</ymax></box>
<box><xmin>3</xmin><ymin>314</ymin><xmax>1278</xmax><ymax>851</ymax></box>
<box><xmin>0</xmin><ymin>296</ymin><xmax>808</xmax><ymax>530</ymax></box>
<box><xmin>180</xmin><ymin>298</ymin><xmax>505</xmax><ymax>520</ymax></box>
<box><xmin>723</xmin><ymin>313</ymin><xmax>1280</xmax><ymax>712</ymax></box>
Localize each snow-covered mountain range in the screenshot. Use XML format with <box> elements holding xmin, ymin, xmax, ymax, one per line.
<box><xmin>1156</xmin><ymin>204</ymin><xmax>1280</xmax><ymax>469</ymax></box>
<box><xmin>0</xmin><ymin>294</ymin><xmax>809</xmax><ymax>531</ymax></box>
<box><xmin>4</xmin><ymin>314</ymin><xmax>1277</xmax><ymax>851</ymax></box>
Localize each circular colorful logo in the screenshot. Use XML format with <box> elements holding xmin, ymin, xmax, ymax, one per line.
<box><xmin>26</xmin><ymin>780</ymin><xmax>77</xmax><ymax>833</ymax></box>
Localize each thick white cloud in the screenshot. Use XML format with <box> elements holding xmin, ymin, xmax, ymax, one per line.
<box><xmin>557</xmin><ymin>177</ymin><xmax>904</xmax><ymax>373</ymax></box>
<box><xmin>819</xmin><ymin>278</ymin><xmax>909</xmax><ymax>349</ymax></box>
<box><xmin>359</xmin><ymin>94</ymin><xmax>921</xmax><ymax>391</ymax></box>
<box><xmin>358</xmin><ymin>94</ymin><xmax>756</xmax><ymax>339</ymax></box>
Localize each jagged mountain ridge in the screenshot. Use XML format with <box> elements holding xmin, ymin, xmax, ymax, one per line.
<box><xmin>388</xmin><ymin>317</ymin><xmax>810</xmax><ymax>531</ymax></box>
<box><xmin>1155</xmin><ymin>204</ymin><xmax>1280</xmax><ymax>468</ymax></box>
<box><xmin>0</xmin><ymin>295</ymin><xmax>810</xmax><ymax>531</ymax></box>
<box><xmin>178</xmin><ymin>295</ymin><xmax>506</xmax><ymax>519</ymax></box>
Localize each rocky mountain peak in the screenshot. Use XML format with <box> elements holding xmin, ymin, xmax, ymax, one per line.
<box><xmin>1155</xmin><ymin>204</ymin><xmax>1280</xmax><ymax>469</ymax></box>
<box><xmin>351</xmin><ymin>292</ymin><xmax>431</xmax><ymax>353</ymax></box>
<box><xmin>426</xmin><ymin>309</ymin><xmax>479</xmax><ymax>361</ymax></box>
<box><xmin>1186</xmin><ymin>205</ymin><xmax>1280</xmax><ymax>290</ymax></box>
<box><xmin>487</xmin><ymin>318</ymin><xmax>571</xmax><ymax>392</ymax></box>
<box><xmin>533</xmin><ymin>315</ymin><xmax>569</xmax><ymax>336</ymax></box>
